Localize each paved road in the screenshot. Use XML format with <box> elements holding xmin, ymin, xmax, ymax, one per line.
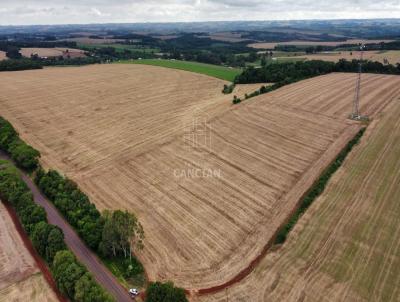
<box><xmin>0</xmin><ymin>151</ymin><xmax>133</xmax><ymax>302</ymax></box>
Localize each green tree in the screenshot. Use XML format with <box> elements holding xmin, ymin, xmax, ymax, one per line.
<box><xmin>52</xmin><ymin>251</ymin><xmax>85</xmax><ymax>299</ymax></box>
<box><xmin>145</xmin><ymin>282</ymin><xmax>187</xmax><ymax>302</ymax></box>
<box><xmin>20</xmin><ymin>204</ymin><xmax>47</xmax><ymax>234</ymax></box>
<box><xmin>74</xmin><ymin>272</ymin><xmax>114</xmax><ymax>302</ymax></box>
<box><xmin>9</xmin><ymin>140</ymin><xmax>40</xmax><ymax>171</ymax></box>
<box><xmin>100</xmin><ymin>210</ymin><xmax>144</xmax><ymax>259</ymax></box>
<box><xmin>46</xmin><ymin>227</ymin><xmax>66</xmax><ymax>263</ymax></box>
<box><xmin>0</xmin><ymin>117</ymin><xmax>18</xmax><ymax>150</ymax></box>
<box><xmin>31</xmin><ymin>221</ymin><xmax>52</xmax><ymax>257</ymax></box>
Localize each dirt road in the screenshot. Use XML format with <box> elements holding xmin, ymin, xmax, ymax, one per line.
<box><xmin>0</xmin><ymin>151</ymin><xmax>133</xmax><ymax>302</ymax></box>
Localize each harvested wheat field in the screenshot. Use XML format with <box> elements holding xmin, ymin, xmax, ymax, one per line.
<box><xmin>0</xmin><ymin>51</ymin><xmax>7</xmax><ymax>61</ymax></box>
<box><xmin>248</xmin><ymin>39</ymin><xmax>394</xmax><ymax>49</ymax></box>
<box><xmin>297</xmin><ymin>50</ymin><xmax>400</xmax><ymax>65</ymax></box>
<box><xmin>0</xmin><ymin>273</ymin><xmax>58</xmax><ymax>302</ymax></box>
<box><xmin>0</xmin><ymin>65</ymin><xmax>400</xmax><ymax>292</ymax></box>
<box><xmin>0</xmin><ymin>202</ymin><xmax>58</xmax><ymax>301</ymax></box>
<box><xmin>196</xmin><ymin>94</ymin><xmax>400</xmax><ymax>302</ymax></box>
<box><xmin>20</xmin><ymin>47</ymin><xmax>86</xmax><ymax>58</ymax></box>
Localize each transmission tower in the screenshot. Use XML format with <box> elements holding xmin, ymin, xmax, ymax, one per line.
<box><xmin>350</xmin><ymin>44</ymin><xmax>368</xmax><ymax>121</ymax></box>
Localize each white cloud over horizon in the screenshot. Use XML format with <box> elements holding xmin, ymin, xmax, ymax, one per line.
<box><xmin>0</xmin><ymin>0</ymin><xmax>399</xmax><ymax>25</ymax></box>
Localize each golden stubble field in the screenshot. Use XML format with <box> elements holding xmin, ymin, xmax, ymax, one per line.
<box><xmin>0</xmin><ymin>202</ymin><xmax>57</xmax><ymax>302</ymax></box>
<box><xmin>0</xmin><ymin>64</ymin><xmax>400</xmax><ymax>292</ymax></box>
<box><xmin>197</xmin><ymin>89</ymin><xmax>400</xmax><ymax>302</ymax></box>
<box><xmin>20</xmin><ymin>47</ymin><xmax>86</xmax><ymax>58</ymax></box>
<box><xmin>297</xmin><ymin>50</ymin><xmax>400</xmax><ymax>65</ymax></box>
<box><xmin>248</xmin><ymin>39</ymin><xmax>394</xmax><ymax>49</ymax></box>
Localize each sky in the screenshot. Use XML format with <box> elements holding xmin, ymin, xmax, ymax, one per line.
<box><xmin>0</xmin><ymin>0</ymin><xmax>400</xmax><ymax>25</ymax></box>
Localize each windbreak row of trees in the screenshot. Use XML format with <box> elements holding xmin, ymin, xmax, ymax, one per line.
<box><xmin>1</xmin><ymin>116</ymin><xmax>188</xmax><ymax>302</ymax></box>
<box><xmin>232</xmin><ymin>59</ymin><xmax>400</xmax><ymax>104</ymax></box>
<box><xmin>0</xmin><ymin>57</ymin><xmax>102</xmax><ymax>72</ymax></box>
<box><xmin>0</xmin><ymin>40</ymin><xmax>77</xmax><ymax>50</ymax></box>
<box><xmin>0</xmin><ymin>117</ymin><xmax>41</xmax><ymax>171</ymax></box>
<box><xmin>234</xmin><ymin>59</ymin><xmax>400</xmax><ymax>84</ymax></box>
<box><xmin>35</xmin><ymin>169</ymin><xmax>104</xmax><ymax>249</ymax></box>
<box><xmin>0</xmin><ymin>160</ymin><xmax>114</xmax><ymax>302</ymax></box>
<box><xmin>0</xmin><ymin>58</ymin><xmax>43</xmax><ymax>71</ymax></box>
<box><xmin>34</xmin><ymin>169</ymin><xmax>145</xmax><ymax>261</ymax></box>
<box><xmin>275</xmin><ymin>128</ymin><xmax>366</xmax><ymax>244</ymax></box>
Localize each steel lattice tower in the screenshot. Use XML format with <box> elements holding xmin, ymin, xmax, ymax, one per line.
<box><xmin>351</xmin><ymin>44</ymin><xmax>365</xmax><ymax>120</ymax></box>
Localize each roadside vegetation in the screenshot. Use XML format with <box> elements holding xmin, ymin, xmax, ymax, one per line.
<box><xmin>0</xmin><ymin>117</ymin><xmax>40</xmax><ymax>171</ymax></box>
<box><xmin>0</xmin><ymin>115</ymin><xmax>188</xmax><ymax>300</ymax></box>
<box><xmin>122</xmin><ymin>59</ymin><xmax>242</xmax><ymax>81</ymax></box>
<box><xmin>0</xmin><ymin>160</ymin><xmax>114</xmax><ymax>302</ymax></box>
<box><xmin>34</xmin><ymin>169</ymin><xmax>146</xmax><ymax>285</ymax></box>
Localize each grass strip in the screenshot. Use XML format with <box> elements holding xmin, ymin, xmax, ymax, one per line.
<box><xmin>118</xmin><ymin>59</ymin><xmax>242</xmax><ymax>82</ymax></box>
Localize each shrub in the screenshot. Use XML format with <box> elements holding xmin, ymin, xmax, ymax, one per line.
<box><xmin>0</xmin><ymin>116</ymin><xmax>41</xmax><ymax>171</ymax></box>
<box><xmin>9</xmin><ymin>139</ymin><xmax>40</xmax><ymax>171</ymax></box>
<box><xmin>146</xmin><ymin>282</ymin><xmax>188</xmax><ymax>302</ymax></box>
<box><xmin>222</xmin><ymin>83</ymin><xmax>235</xmax><ymax>94</ymax></box>
<box><xmin>74</xmin><ymin>272</ymin><xmax>114</xmax><ymax>302</ymax></box>
<box><xmin>232</xmin><ymin>95</ymin><xmax>241</xmax><ymax>104</ymax></box>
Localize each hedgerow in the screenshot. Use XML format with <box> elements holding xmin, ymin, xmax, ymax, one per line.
<box><xmin>0</xmin><ymin>117</ymin><xmax>41</xmax><ymax>171</ymax></box>
<box><xmin>0</xmin><ymin>160</ymin><xmax>114</xmax><ymax>302</ymax></box>
<box><xmin>274</xmin><ymin>128</ymin><xmax>366</xmax><ymax>244</ymax></box>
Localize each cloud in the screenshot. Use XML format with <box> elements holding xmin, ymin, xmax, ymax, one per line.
<box><xmin>0</xmin><ymin>0</ymin><xmax>399</xmax><ymax>25</ymax></box>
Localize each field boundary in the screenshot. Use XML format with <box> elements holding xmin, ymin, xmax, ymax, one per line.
<box><xmin>119</xmin><ymin>59</ymin><xmax>241</xmax><ymax>81</ymax></box>
<box><xmin>197</xmin><ymin>124</ymin><xmax>363</xmax><ymax>296</ymax></box>
<box><xmin>274</xmin><ymin>127</ymin><xmax>366</xmax><ymax>244</ymax></box>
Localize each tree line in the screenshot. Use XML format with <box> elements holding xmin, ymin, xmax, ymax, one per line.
<box><xmin>0</xmin><ymin>57</ymin><xmax>102</xmax><ymax>72</ymax></box>
<box><xmin>0</xmin><ymin>160</ymin><xmax>114</xmax><ymax>302</ymax></box>
<box><xmin>0</xmin><ymin>117</ymin><xmax>41</xmax><ymax>171</ymax></box>
<box><xmin>275</xmin><ymin>128</ymin><xmax>366</xmax><ymax>244</ymax></box>
<box><xmin>234</xmin><ymin>59</ymin><xmax>400</xmax><ymax>85</ymax></box>
<box><xmin>232</xmin><ymin>59</ymin><xmax>400</xmax><ymax>104</ymax></box>
<box><xmin>0</xmin><ymin>117</ymin><xmax>188</xmax><ymax>301</ymax></box>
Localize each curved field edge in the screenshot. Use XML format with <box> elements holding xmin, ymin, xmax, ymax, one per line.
<box><xmin>117</xmin><ymin>59</ymin><xmax>242</xmax><ymax>81</ymax></box>
<box><xmin>1</xmin><ymin>67</ymin><xmax>400</xmax><ymax>291</ymax></box>
<box><xmin>196</xmin><ymin>97</ymin><xmax>400</xmax><ymax>302</ymax></box>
